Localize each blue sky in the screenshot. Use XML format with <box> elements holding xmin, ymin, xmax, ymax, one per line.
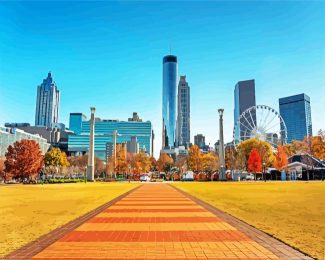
<box><xmin>0</xmin><ymin>1</ymin><xmax>324</xmax><ymax>157</ymax></box>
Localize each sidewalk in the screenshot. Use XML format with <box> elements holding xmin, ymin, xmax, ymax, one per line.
<box><xmin>6</xmin><ymin>183</ymin><xmax>312</xmax><ymax>259</ymax></box>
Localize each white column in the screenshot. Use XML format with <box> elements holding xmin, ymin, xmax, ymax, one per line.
<box><xmin>113</xmin><ymin>130</ymin><xmax>117</xmax><ymax>178</ymax></box>
<box><xmin>218</xmin><ymin>109</ymin><xmax>226</xmax><ymax>180</ymax></box>
<box><xmin>87</xmin><ymin>107</ymin><xmax>96</xmax><ymax>181</ymax></box>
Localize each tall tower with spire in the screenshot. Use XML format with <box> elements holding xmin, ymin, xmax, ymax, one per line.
<box><xmin>35</xmin><ymin>72</ymin><xmax>60</xmax><ymax>127</ymax></box>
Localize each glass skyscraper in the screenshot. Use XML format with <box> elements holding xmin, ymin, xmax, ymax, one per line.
<box><xmin>162</xmin><ymin>55</ymin><xmax>177</xmax><ymax>148</ymax></box>
<box><xmin>35</xmin><ymin>72</ymin><xmax>60</xmax><ymax>127</ymax></box>
<box><xmin>176</xmin><ymin>75</ymin><xmax>190</xmax><ymax>147</ymax></box>
<box><xmin>233</xmin><ymin>79</ymin><xmax>256</xmax><ymax>142</ymax></box>
<box><xmin>68</xmin><ymin>113</ymin><xmax>153</xmax><ymax>161</ymax></box>
<box><xmin>279</xmin><ymin>93</ymin><xmax>312</xmax><ymax>143</ymax></box>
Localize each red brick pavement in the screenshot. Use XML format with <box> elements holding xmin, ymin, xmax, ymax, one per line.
<box><xmin>4</xmin><ymin>184</ymin><xmax>313</xmax><ymax>260</ymax></box>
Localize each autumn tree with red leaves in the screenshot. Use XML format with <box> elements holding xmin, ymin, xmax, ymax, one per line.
<box><xmin>274</xmin><ymin>145</ymin><xmax>289</xmax><ymax>171</ymax></box>
<box><xmin>247</xmin><ymin>148</ymin><xmax>262</xmax><ymax>177</ymax></box>
<box><xmin>4</xmin><ymin>139</ymin><xmax>44</xmax><ymax>180</ymax></box>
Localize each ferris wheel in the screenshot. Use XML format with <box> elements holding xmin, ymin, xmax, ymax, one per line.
<box><xmin>233</xmin><ymin>105</ymin><xmax>287</xmax><ymax>147</ymax></box>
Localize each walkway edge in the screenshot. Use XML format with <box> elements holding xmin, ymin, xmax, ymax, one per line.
<box><xmin>170</xmin><ymin>184</ymin><xmax>314</xmax><ymax>260</ymax></box>
<box><xmin>2</xmin><ymin>184</ymin><xmax>142</xmax><ymax>260</ymax></box>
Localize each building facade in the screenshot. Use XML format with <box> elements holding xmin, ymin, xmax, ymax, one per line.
<box><xmin>68</xmin><ymin>113</ymin><xmax>153</xmax><ymax>161</ymax></box>
<box><xmin>69</xmin><ymin>113</ymin><xmax>87</xmax><ymax>134</ymax></box>
<box><xmin>35</xmin><ymin>72</ymin><xmax>60</xmax><ymax>127</ymax></box>
<box><xmin>162</xmin><ymin>55</ymin><xmax>178</xmax><ymax>148</ymax></box>
<box><xmin>4</xmin><ymin>124</ymin><xmax>74</xmax><ymax>153</ymax></box>
<box><xmin>234</xmin><ymin>79</ymin><xmax>256</xmax><ymax>142</ymax></box>
<box><xmin>194</xmin><ymin>134</ymin><xmax>205</xmax><ymax>148</ymax></box>
<box><xmin>176</xmin><ymin>75</ymin><xmax>190</xmax><ymax>148</ymax></box>
<box><xmin>127</xmin><ymin>136</ymin><xmax>139</xmax><ymax>154</ymax></box>
<box><xmin>279</xmin><ymin>93</ymin><xmax>312</xmax><ymax>143</ymax></box>
<box><xmin>0</xmin><ymin>126</ymin><xmax>50</xmax><ymax>157</ymax></box>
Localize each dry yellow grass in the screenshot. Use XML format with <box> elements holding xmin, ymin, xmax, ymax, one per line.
<box><xmin>172</xmin><ymin>181</ymin><xmax>325</xmax><ymax>259</ymax></box>
<box><xmin>0</xmin><ymin>182</ymin><xmax>139</xmax><ymax>257</ymax></box>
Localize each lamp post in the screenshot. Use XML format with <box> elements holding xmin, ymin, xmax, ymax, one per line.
<box><xmin>263</xmin><ymin>162</ymin><xmax>266</xmax><ymax>182</ymax></box>
<box><xmin>86</xmin><ymin>107</ymin><xmax>96</xmax><ymax>181</ymax></box>
<box><xmin>113</xmin><ymin>130</ymin><xmax>117</xmax><ymax>179</ymax></box>
<box><xmin>218</xmin><ymin>109</ymin><xmax>225</xmax><ymax>181</ymax></box>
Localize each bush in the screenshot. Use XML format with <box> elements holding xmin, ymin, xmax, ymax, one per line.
<box><xmin>40</xmin><ymin>178</ymin><xmax>84</xmax><ymax>184</ymax></box>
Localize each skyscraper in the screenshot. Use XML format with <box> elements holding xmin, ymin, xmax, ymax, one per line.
<box><xmin>233</xmin><ymin>79</ymin><xmax>256</xmax><ymax>142</ymax></box>
<box><xmin>279</xmin><ymin>93</ymin><xmax>312</xmax><ymax>143</ymax></box>
<box><xmin>176</xmin><ymin>75</ymin><xmax>190</xmax><ymax>147</ymax></box>
<box><xmin>162</xmin><ymin>55</ymin><xmax>177</xmax><ymax>148</ymax></box>
<box><xmin>35</xmin><ymin>72</ymin><xmax>60</xmax><ymax>127</ymax></box>
<box><xmin>194</xmin><ymin>134</ymin><xmax>205</xmax><ymax>148</ymax></box>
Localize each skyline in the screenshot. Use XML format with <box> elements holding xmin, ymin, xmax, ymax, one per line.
<box><xmin>0</xmin><ymin>1</ymin><xmax>324</xmax><ymax>158</ymax></box>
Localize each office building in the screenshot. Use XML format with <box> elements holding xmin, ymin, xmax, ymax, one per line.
<box><xmin>194</xmin><ymin>134</ymin><xmax>205</xmax><ymax>148</ymax></box>
<box><xmin>69</xmin><ymin>113</ymin><xmax>87</xmax><ymax>134</ymax></box>
<box><xmin>4</xmin><ymin>123</ymin><xmax>74</xmax><ymax>152</ymax></box>
<box><xmin>234</xmin><ymin>79</ymin><xmax>256</xmax><ymax>142</ymax></box>
<box><xmin>176</xmin><ymin>75</ymin><xmax>190</xmax><ymax>148</ymax></box>
<box><xmin>279</xmin><ymin>93</ymin><xmax>312</xmax><ymax>142</ymax></box>
<box><xmin>127</xmin><ymin>136</ymin><xmax>139</xmax><ymax>153</ymax></box>
<box><xmin>68</xmin><ymin>113</ymin><xmax>153</xmax><ymax>161</ymax></box>
<box><xmin>35</xmin><ymin>72</ymin><xmax>60</xmax><ymax>127</ymax></box>
<box><xmin>162</xmin><ymin>55</ymin><xmax>177</xmax><ymax>148</ymax></box>
<box><xmin>0</xmin><ymin>126</ymin><xmax>50</xmax><ymax>157</ymax></box>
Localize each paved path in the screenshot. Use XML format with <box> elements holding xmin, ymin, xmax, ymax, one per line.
<box><xmin>27</xmin><ymin>183</ymin><xmax>295</xmax><ymax>260</ymax></box>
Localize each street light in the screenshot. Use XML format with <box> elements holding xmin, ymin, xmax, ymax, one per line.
<box><xmin>218</xmin><ymin>108</ymin><xmax>225</xmax><ymax>181</ymax></box>
<box><xmin>263</xmin><ymin>162</ymin><xmax>266</xmax><ymax>182</ymax></box>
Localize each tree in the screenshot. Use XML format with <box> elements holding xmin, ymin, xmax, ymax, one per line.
<box><xmin>157</xmin><ymin>153</ymin><xmax>174</xmax><ymax>172</ymax></box>
<box><xmin>236</xmin><ymin>138</ymin><xmax>274</xmax><ymax>169</ymax></box>
<box><xmin>134</xmin><ymin>152</ymin><xmax>152</xmax><ymax>173</ymax></box>
<box><xmin>5</xmin><ymin>140</ymin><xmax>43</xmax><ymax>180</ymax></box>
<box><xmin>225</xmin><ymin>146</ymin><xmax>237</xmax><ymax>170</ymax></box>
<box><xmin>288</xmin><ymin>136</ymin><xmax>325</xmax><ymax>163</ymax></box>
<box><xmin>68</xmin><ymin>155</ymin><xmax>105</xmax><ymax>176</ymax></box>
<box><xmin>188</xmin><ymin>145</ymin><xmax>202</xmax><ymax>172</ymax></box>
<box><xmin>274</xmin><ymin>145</ymin><xmax>288</xmax><ymax>171</ymax></box>
<box><xmin>126</xmin><ymin>151</ymin><xmax>152</xmax><ymax>176</ymax></box>
<box><xmin>283</xmin><ymin>144</ymin><xmax>296</xmax><ymax>157</ymax></box>
<box><xmin>309</xmin><ymin>136</ymin><xmax>325</xmax><ymax>160</ymax></box>
<box><xmin>0</xmin><ymin>158</ymin><xmax>10</xmax><ymax>182</ymax></box>
<box><xmin>175</xmin><ymin>156</ymin><xmax>188</xmax><ymax>174</ymax></box>
<box><xmin>94</xmin><ymin>157</ymin><xmax>105</xmax><ymax>177</ymax></box>
<box><xmin>44</xmin><ymin>148</ymin><xmax>69</xmax><ymax>175</ymax></box>
<box><xmin>149</xmin><ymin>156</ymin><xmax>157</xmax><ymax>171</ymax></box>
<box><xmin>202</xmin><ymin>152</ymin><xmax>219</xmax><ymax>173</ymax></box>
<box><xmin>247</xmin><ymin>148</ymin><xmax>262</xmax><ymax>177</ymax></box>
<box><xmin>115</xmin><ymin>144</ymin><xmax>128</xmax><ymax>174</ymax></box>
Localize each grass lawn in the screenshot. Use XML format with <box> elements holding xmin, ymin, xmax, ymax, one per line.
<box><xmin>172</xmin><ymin>181</ymin><xmax>325</xmax><ymax>259</ymax></box>
<box><xmin>0</xmin><ymin>182</ymin><xmax>139</xmax><ymax>257</ymax></box>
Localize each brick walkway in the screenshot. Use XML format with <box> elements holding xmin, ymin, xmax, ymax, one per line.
<box><xmin>6</xmin><ymin>184</ymin><xmax>312</xmax><ymax>260</ymax></box>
